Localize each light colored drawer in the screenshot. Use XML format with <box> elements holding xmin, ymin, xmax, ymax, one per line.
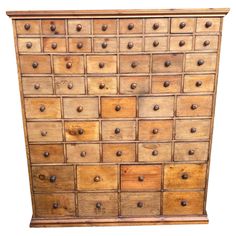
<box><xmin>68</xmin><ymin>19</ymin><xmax>91</xmax><ymax>35</ymax></box>
<box><xmin>16</xmin><ymin>20</ymin><xmax>40</xmax><ymax>35</ymax></box>
<box><xmin>68</xmin><ymin>38</ymin><xmax>92</xmax><ymax>53</ymax></box>
<box><xmin>93</xmin><ymin>37</ymin><xmax>117</xmax><ymax>53</ymax></box>
<box><xmin>63</xmin><ymin>97</ymin><xmax>99</xmax><ymax>118</ymax></box>
<box><xmin>93</xmin><ymin>19</ymin><xmax>117</xmax><ymax>35</ymax></box>
<box><xmin>42</xmin><ymin>20</ymin><xmax>65</xmax><ymax>35</ymax></box>
<box><xmin>145</xmin><ymin>18</ymin><xmax>168</xmax><ymax>33</ymax></box>
<box><xmin>144</xmin><ymin>37</ymin><xmax>168</xmax><ymax>52</ymax></box>
<box><xmin>119</xmin><ymin>37</ymin><xmax>143</xmax><ymax>52</ymax></box>
<box><xmin>196</xmin><ymin>17</ymin><xmax>221</xmax><ymax>32</ymax></box>
<box><xmin>195</xmin><ymin>35</ymin><xmax>219</xmax><ymax>50</ymax></box>
<box><xmin>171</xmin><ymin>18</ymin><xmax>195</xmax><ymax>33</ymax></box>
<box><xmin>18</xmin><ymin>38</ymin><xmax>41</xmax><ymax>53</ymax></box>
<box><xmin>119</xmin><ymin>19</ymin><xmax>143</xmax><ymax>34</ymax></box>
<box><xmin>43</xmin><ymin>37</ymin><xmax>66</xmax><ymax>53</ymax></box>
<box><xmin>170</xmin><ymin>36</ymin><xmax>193</xmax><ymax>51</ymax></box>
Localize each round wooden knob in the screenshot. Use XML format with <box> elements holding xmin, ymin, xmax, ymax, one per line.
<box><xmin>152</xmin><ymin>150</ymin><xmax>158</xmax><ymax>156</ymax></box>
<box><xmin>130</xmin><ymin>83</ymin><xmax>137</xmax><ymax>90</ymax></box>
<box><xmin>165</xmin><ymin>61</ymin><xmax>171</xmax><ymax>67</ymax></box>
<box><xmin>76</xmin><ymin>24</ymin><xmax>82</xmax><ymax>32</ymax></box>
<box><xmin>114</xmin><ymin>128</ymin><xmax>120</xmax><ymax>134</ymax></box>
<box><xmin>26</xmin><ymin>42</ymin><xmax>32</xmax><ymax>49</ymax></box>
<box><xmin>128</xmin><ymin>23</ymin><xmax>134</xmax><ymax>30</ymax></box>
<box><xmin>191</xmin><ymin>104</ymin><xmax>198</xmax><ymax>110</ymax></box>
<box><xmin>181</xmin><ymin>200</ymin><xmax>187</xmax><ymax>207</ymax></box>
<box><xmin>99</xmin><ymin>62</ymin><xmax>105</xmax><ymax>68</ymax></box>
<box><xmin>138</xmin><ymin>176</ymin><xmax>144</xmax><ymax>182</ymax></box>
<box><xmin>34</xmin><ymin>83</ymin><xmax>40</xmax><ymax>90</ymax></box>
<box><xmin>181</xmin><ymin>173</ymin><xmax>189</xmax><ymax>180</ymax></box>
<box><xmin>190</xmin><ymin>127</ymin><xmax>197</xmax><ymax>133</ymax></box>
<box><xmin>131</xmin><ymin>61</ymin><xmax>138</xmax><ymax>68</ymax></box>
<box><xmin>41</xmin><ymin>130</ymin><xmax>47</xmax><ymax>136</ymax></box>
<box><xmin>179</xmin><ymin>40</ymin><xmax>185</xmax><ymax>47</ymax></box>
<box><xmin>96</xmin><ymin>202</ymin><xmax>102</xmax><ymax>209</ymax></box>
<box><xmin>205</xmin><ymin>21</ymin><xmax>212</xmax><ymax>28</ymax></box>
<box><xmin>24</xmin><ymin>23</ymin><xmax>31</xmax><ymax>30</ymax></box>
<box><xmin>197</xmin><ymin>59</ymin><xmax>204</xmax><ymax>66</ymax></box>
<box><xmin>137</xmin><ymin>202</ymin><xmax>144</xmax><ymax>208</ymax></box>
<box><xmin>51</xmin><ymin>42</ymin><xmax>57</xmax><ymax>49</ymax></box>
<box><xmin>67</xmin><ymin>82</ymin><xmax>73</xmax><ymax>89</ymax></box>
<box><xmin>179</xmin><ymin>22</ymin><xmax>186</xmax><ymax>29</ymax></box>
<box><xmin>32</xmin><ymin>61</ymin><xmax>38</xmax><ymax>69</ymax></box>
<box><xmin>80</xmin><ymin>151</ymin><xmax>86</xmax><ymax>157</ymax></box>
<box><xmin>78</xmin><ymin>128</ymin><xmax>84</xmax><ymax>135</ymax></box>
<box><xmin>52</xmin><ymin>202</ymin><xmax>59</xmax><ymax>209</ymax></box>
<box><xmin>77</xmin><ymin>42</ymin><xmax>83</xmax><ymax>49</ymax></box>
<box><xmin>50</xmin><ymin>175</ymin><xmax>57</xmax><ymax>183</ymax></box>
<box><xmin>102</xmin><ymin>42</ymin><xmax>108</xmax><ymax>49</ymax></box>
<box><xmin>127</xmin><ymin>42</ymin><xmax>134</xmax><ymax>49</ymax></box>
<box><xmin>101</xmin><ymin>24</ymin><xmax>108</xmax><ymax>31</ymax></box>
<box><xmin>77</xmin><ymin>106</ymin><xmax>83</xmax><ymax>112</ymax></box>
<box><xmin>66</xmin><ymin>62</ymin><xmax>72</xmax><ymax>69</ymax></box>
<box><xmin>50</xmin><ymin>24</ymin><xmax>56</xmax><ymax>32</ymax></box>
<box><xmin>153</xmin><ymin>23</ymin><xmax>159</xmax><ymax>30</ymax></box>
<box><xmin>203</xmin><ymin>40</ymin><xmax>210</xmax><ymax>47</ymax></box>
<box><xmin>99</xmin><ymin>83</ymin><xmax>105</xmax><ymax>89</ymax></box>
<box><xmin>153</xmin><ymin>104</ymin><xmax>160</xmax><ymax>111</ymax></box>
<box><xmin>115</xmin><ymin>105</ymin><xmax>121</xmax><ymax>111</ymax></box>
<box><xmin>153</xmin><ymin>40</ymin><xmax>159</xmax><ymax>47</ymax></box>
<box><xmin>163</xmin><ymin>81</ymin><xmax>170</xmax><ymax>87</ymax></box>
<box><xmin>39</xmin><ymin>105</ymin><xmax>46</xmax><ymax>112</ymax></box>
<box><xmin>43</xmin><ymin>151</ymin><xmax>50</xmax><ymax>158</ymax></box>
<box><xmin>94</xmin><ymin>176</ymin><xmax>101</xmax><ymax>182</ymax></box>
<box><xmin>152</xmin><ymin>128</ymin><xmax>159</xmax><ymax>134</ymax></box>
<box><xmin>195</xmin><ymin>81</ymin><xmax>202</xmax><ymax>87</ymax></box>
<box><xmin>116</xmin><ymin>151</ymin><xmax>122</xmax><ymax>157</ymax></box>
<box><xmin>188</xmin><ymin>149</ymin><xmax>195</xmax><ymax>155</ymax></box>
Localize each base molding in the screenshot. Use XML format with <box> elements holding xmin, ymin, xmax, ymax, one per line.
<box><xmin>30</xmin><ymin>215</ymin><xmax>209</xmax><ymax>227</ymax></box>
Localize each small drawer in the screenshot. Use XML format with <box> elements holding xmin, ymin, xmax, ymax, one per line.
<box><xmin>42</xmin><ymin>20</ymin><xmax>65</xmax><ymax>35</ymax></box>
<box><xmin>35</xmin><ymin>193</ymin><xmax>75</xmax><ymax>217</ymax></box>
<box><xmin>87</xmin><ymin>55</ymin><xmax>117</xmax><ymax>74</ymax></box>
<box><xmin>144</xmin><ymin>37</ymin><xmax>168</xmax><ymax>52</ymax></box>
<box><xmin>18</xmin><ymin>38</ymin><xmax>41</xmax><ymax>53</ymax></box>
<box><xmin>66</xmin><ymin>143</ymin><xmax>100</xmax><ymax>163</ymax></box>
<box><xmin>164</xmin><ymin>163</ymin><xmax>207</xmax><ymax>189</ymax></box>
<box><xmin>102</xmin><ymin>121</ymin><xmax>136</xmax><ymax>141</ymax></box>
<box><xmin>20</xmin><ymin>55</ymin><xmax>51</xmax><ymax>74</ymax></box>
<box><xmin>152</xmin><ymin>54</ymin><xmax>183</xmax><ymax>73</ymax></box>
<box><xmin>101</xmin><ymin>97</ymin><xmax>136</xmax><ymax>118</ymax></box>
<box><xmin>68</xmin><ymin>19</ymin><xmax>91</xmax><ymax>35</ymax></box>
<box><xmin>103</xmin><ymin>143</ymin><xmax>135</xmax><ymax>162</ymax></box>
<box><xmin>29</xmin><ymin>144</ymin><xmax>64</xmax><ymax>164</ymax></box>
<box><xmin>138</xmin><ymin>143</ymin><xmax>172</xmax><ymax>162</ymax></box>
<box><xmin>65</xmin><ymin>121</ymin><xmax>99</xmax><ymax>141</ymax></box>
<box><xmin>16</xmin><ymin>20</ymin><xmax>40</xmax><ymax>35</ymax></box>
<box><xmin>120</xmin><ymin>55</ymin><xmax>150</xmax><ymax>73</ymax></box>
<box><xmin>185</xmin><ymin>53</ymin><xmax>217</xmax><ymax>72</ymax></box>
<box><xmin>138</xmin><ymin>96</ymin><xmax>174</xmax><ymax>117</ymax></box>
<box><xmin>183</xmin><ymin>74</ymin><xmax>215</xmax><ymax>93</ymax></box>
<box><xmin>43</xmin><ymin>37</ymin><xmax>66</xmax><ymax>52</ymax></box>
<box><xmin>78</xmin><ymin>193</ymin><xmax>118</xmax><ymax>217</ymax></box>
<box><xmin>121</xmin><ymin>165</ymin><xmax>161</xmax><ymax>191</ymax></box>
<box><xmin>22</xmin><ymin>76</ymin><xmax>53</xmax><ymax>95</ymax></box>
<box><xmin>145</xmin><ymin>18</ymin><xmax>168</xmax><ymax>33</ymax></box>
<box><xmin>120</xmin><ymin>76</ymin><xmax>149</xmax><ymax>94</ymax></box>
<box><xmin>152</xmin><ymin>75</ymin><xmax>182</xmax><ymax>93</ymax></box>
<box><xmin>195</xmin><ymin>35</ymin><xmax>219</xmax><ymax>51</ymax></box>
<box><xmin>53</xmin><ymin>55</ymin><xmax>84</xmax><ymax>74</ymax></box>
<box><xmin>170</xmin><ymin>36</ymin><xmax>193</xmax><ymax>51</ymax></box>
<box><xmin>177</xmin><ymin>95</ymin><xmax>213</xmax><ymax>117</ymax></box>
<box><xmin>171</xmin><ymin>18</ymin><xmax>195</xmax><ymax>33</ymax></box>
<box><xmin>139</xmin><ymin>120</ymin><xmax>173</xmax><ymax>141</ymax></box>
<box><xmin>121</xmin><ymin>192</ymin><xmax>160</xmax><ymax>217</ymax></box>
<box><xmin>174</xmin><ymin>142</ymin><xmax>209</xmax><ymax>161</ymax></box>
<box><xmin>55</xmin><ymin>77</ymin><xmax>85</xmax><ymax>95</ymax></box>
<box><xmin>119</xmin><ymin>19</ymin><xmax>143</xmax><ymax>34</ymax></box>
<box><xmin>163</xmin><ymin>191</ymin><xmax>204</xmax><ymax>215</ymax></box>
<box><xmin>63</xmin><ymin>97</ymin><xmax>99</xmax><ymax>118</ymax></box>
<box><xmin>68</xmin><ymin>38</ymin><xmax>92</xmax><ymax>53</ymax></box>
<box><xmin>77</xmin><ymin>165</ymin><xmax>118</xmax><ymax>190</ymax></box>
<box><xmin>175</xmin><ymin>119</ymin><xmax>211</xmax><ymax>140</ymax></box>
<box><xmin>93</xmin><ymin>37</ymin><xmax>117</xmax><ymax>53</ymax></box>
<box><xmin>93</xmin><ymin>19</ymin><xmax>117</xmax><ymax>35</ymax></box>
<box><xmin>87</xmin><ymin>76</ymin><xmax>117</xmax><ymax>95</ymax></box>
<box><xmin>24</xmin><ymin>98</ymin><xmax>61</xmax><ymax>119</ymax></box>
<box><xmin>27</xmin><ymin>122</ymin><xmax>62</xmax><ymax>142</ymax></box>
<box><xmin>196</xmin><ymin>18</ymin><xmax>221</xmax><ymax>32</ymax></box>
<box><xmin>32</xmin><ymin>166</ymin><xmax>74</xmax><ymax>192</ymax></box>
<box><xmin>119</xmin><ymin>37</ymin><xmax>143</xmax><ymax>52</ymax></box>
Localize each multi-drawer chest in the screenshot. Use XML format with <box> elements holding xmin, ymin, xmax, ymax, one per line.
<box><xmin>7</xmin><ymin>8</ymin><xmax>229</xmax><ymax>227</ymax></box>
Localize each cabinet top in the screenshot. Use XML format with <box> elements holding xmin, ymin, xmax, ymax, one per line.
<box><xmin>6</xmin><ymin>8</ymin><xmax>230</xmax><ymax>18</ymax></box>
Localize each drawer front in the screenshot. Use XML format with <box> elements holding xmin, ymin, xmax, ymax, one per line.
<box><xmin>196</xmin><ymin>17</ymin><xmax>221</xmax><ymax>32</ymax></box>
<box><xmin>144</xmin><ymin>36</ymin><xmax>168</xmax><ymax>52</ymax></box>
<box><xmin>101</xmin><ymin>97</ymin><xmax>136</xmax><ymax>118</ymax></box>
<box><xmin>138</xmin><ymin>143</ymin><xmax>172</xmax><ymax>162</ymax></box>
<box><xmin>35</xmin><ymin>193</ymin><xmax>75</xmax><ymax>217</ymax></box>
<box><xmin>120</xmin><ymin>37</ymin><xmax>142</xmax><ymax>52</ymax></box>
<box><xmin>29</xmin><ymin>144</ymin><xmax>64</xmax><ymax>164</ymax></box>
<box><xmin>138</xmin><ymin>96</ymin><xmax>174</xmax><ymax>117</ymax></box>
<box><xmin>163</xmin><ymin>191</ymin><xmax>204</xmax><ymax>215</ymax></box>
<box><xmin>24</xmin><ymin>98</ymin><xmax>61</xmax><ymax>119</ymax></box>
<box><xmin>102</xmin><ymin>121</ymin><xmax>136</xmax><ymax>141</ymax></box>
<box><xmin>120</xmin><ymin>76</ymin><xmax>149</xmax><ymax>94</ymax></box>
<box><xmin>164</xmin><ymin>163</ymin><xmax>207</xmax><ymax>189</ymax></box>
<box><xmin>195</xmin><ymin>35</ymin><xmax>219</xmax><ymax>51</ymax></box>
<box><xmin>43</xmin><ymin>37</ymin><xmax>66</xmax><ymax>52</ymax></box>
<box><xmin>119</xmin><ymin>19</ymin><xmax>143</xmax><ymax>34</ymax></box>
<box><xmin>68</xmin><ymin>19</ymin><xmax>91</xmax><ymax>35</ymax></box>
<box><xmin>139</xmin><ymin>120</ymin><xmax>173</xmax><ymax>141</ymax></box>
<box><xmin>121</xmin><ymin>165</ymin><xmax>161</xmax><ymax>191</ymax></box>
<box><xmin>152</xmin><ymin>75</ymin><xmax>182</xmax><ymax>93</ymax></box>
<box><xmin>27</xmin><ymin>122</ymin><xmax>62</xmax><ymax>142</ymax></box>
<box><xmin>68</xmin><ymin>37</ymin><xmax>91</xmax><ymax>53</ymax></box>
<box><xmin>93</xmin><ymin>19</ymin><xmax>117</xmax><ymax>35</ymax></box>
<box><xmin>18</xmin><ymin>38</ymin><xmax>41</xmax><ymax>53</ymax></box>
<box><xmin>55</xmin><ymin>77</ymin><xmax>85</xmax><ymax>95</ymax></box>
<box><xmin>183</xmin><ymin>74</ymin><xmax>215</xmax><ymax>92</ymax></box>
<box><xmin>93</xmin><ymin>38</ymin><xmax>117</xmax><ymax>53</ymax></box>
<box><xmin>20</xmin><ymin>55</ymin><xmax>51</xmax><ymax>74</ymax></box>
<box><xmin>42</xmin><ymin>20</ymin><xmax>65</xmax><ymax>35</ymax></box>
<box><xmin>65</xmin><ymin>121</ymin><xmax>99</xmax><ymax>141</ymax></box>
<box><xmin>174</xmin><ymin>142</ymin><xmax>209</xmax><ymax>161</ymax></box>
<box><xmin>32</xmin><ymin>166</ymin><xmax>74</xmax><ymax>191</ymax></box>
<box><xmin>176</xmin><ymin>95</ymin><xmax>213</xmax><ymax>117</ymax></box>
<box><xmin>185</xmin><ymin>53</ymin><xmax>217</xmax><ymax>72</ymax></box>
<box><xmin>171</xmin><ymin>18</ymin><xmax>195</xmax><ymax>33</ymax></box>
<box><xmin>87</xmin><ymin>55</ymin><xmax>117</xmax><ymax>74</ymax></box>
<box><xmin>120</xmin><ymin>55</ymin><xmax>150</xmax><ymax>73</ymax></box>
<box><xmin>78</xmin><ymin>193</ymin><xmax>118</xmax><ymax>217</ymax></box>
<box><xmin>170</xmin><ymin>36</ymin><xmax>193</xmax><ymax>51</ymax></box>
<box><xmin>87</xmin><ymin>76</ymin><xmax>117</xmax><ymax>94</ymax></box>
<box><xmin>103</xmin><ymin>143</ymin><xmax>135</xmax><ymax>162</ymax></box>
<box><xmin>175</xmin><ymin>119</ymin><xmax>211</xmax><ymax>140</ymax></box>
<box><xmin>63</xmin><ymin>97</ymin><xmax>99</xmax><ymax>118</ymax></box>
<box><xmin>66</xmin><ymin>143</ymin><xmax>100</xmax><ymax>163</ymax></box>
<box><xmin>121</xmin><ymin>192</ymin><xmax>160</xmax><ymax>216</ymax></box>
<box><xmin>152</xmin><ymin>54</ymin><xmax>183</xmax><ymax>73</ymax></box>
<box><xmin>77</xmin><ymin>165</ymin><xmax>118</xmax><ymax>190</ymax></box>
<box><xmin>145</xmin><ymin>18</ymin><xmax>168</xmax><ymax>33</ymax></box>
<box><xmin>53</xmin><ymin>56</ymin><xmax>84</xmax><ymax>74</ymax></box>
<box><xmin>22</xmin><ymin>76</ymin><xmax>53</xmax><ymax>95</ymax></box>
<box><xmin>16</xmin><ymin>20</ymin><xmax>40</xmax><ymax>35</ymax></box>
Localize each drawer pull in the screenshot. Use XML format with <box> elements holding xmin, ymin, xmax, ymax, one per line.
<box><xmin>153</xmin><ymin>40</ymin><xmax>159</xmax><ymax>47</ymax></box>
<box><xmin>41</xmin><ymin>130</ymin><xmax>47</xmax><ymax>136</ymax></box>
<box><xmin>24</xmin><ymin>23</ymin><xmax>31</xmax><ymax>30</ymax></box>
<box><xmin>26</xmin><ymin>42</ymin><xmax>32</xmax><ymax>49</ymax></box>
<box><xmin>39</xmin><ymin>174</ymin><xmax>45</xmax><ymax>180</ymax></box>
<box><xmin>32</xmin><ymin>61</ymin><xmax>38</xmax><ymax>69</ymax></box>
<box><xmin>153</xmin><ymin>23</ymin><xmax>159</xmax><ymax>30</ymax></box>
<box><xmin>197</xmin><ymin>59</ymin><xmax>205</xmax><ymax>66</ymax></box>
<box><xmin>152</xmin><ymin>150</ymin><xmax>158</xmax><ymax>156</ymax></box>
<box><xmin>164</xmin><ymin>61</ymin><xmax>171</xmax><ymax>67</ymax></box>
<box><xmin>101</xmin><ymin>42</ymin><xmax>108</xmax><ymax>49</ymax></box>
<box><xmin>203</xmin><ymin>40</ymin><xmax>210</xmax><ymax>47</ymax></box>
<box><xmin>76</xmin><ymin>42</ymin><xmax>83</xmax><ymax>49</ymax></box>
<box><xmin>101</xmin><ymin>24</ymin><xmax>108</xmax><ymax>31</ymax></box>
<box><xmin>205</xmin><ymin>21</ymin><xmax>212</xmax><ymax>28</ymax></box>
<box><xmin>94</xmin><ymin>176</ymin><xmax>101</xmax><ymax>182</ymax></box>
<box><xmin>116</xmin><ymin>150</ymin><xmax>122</xmax><ymax>157</ymax></box>
<box><xmin>99</xmin><ymin>83</ymin><xmax>105</xmax><ymax>89</ymax></box>
<box><xmin>137</xmin><ymin>201</ymin><xmax>144</xmax><ymax>208</ymax></box>
<box><xmin>153</xmin><ymin>104</ymin><xmax>160</xmax><ymax>111</ymax></box>
<box><xmin>43</xmin><ymin>151</ymin><xmax>50</xmax><ymax>158</ymax></box>
<box><xmin>190</xmin><ymin>127</ymin><xmax>197</xmax><ymax>133</ymax></box>
<box><xmin>78</xmin><ymin>128</ymin><xmax>84</xmax><ymax>135</ymax></box>
<box><xmin>115</xmin><ymin>105</ymin><xmax>121</xmax><ymax>111</ymax></box>
<box><xmin>181</xmin><ymin>200</ymin><xmax>188</xmax><ymax>207</ymax></box>
<box><xmin>127</xmin><ymin>42</ymin><xmax>134</xmax><ymax>49</ymax></box>
<box><xmin>51</xmin><ymin>42</ymin><xmax>57</xmax><ymax>49</ymax></box>
<box><xmin>163</xmin><ymin>81</ymin><xmax>170</xmax><ymax>87</ymax></box>
<box><xmin>66</xmin><ymin>62</ymin><xmax>72</xmax><ymax>69</ymax></box>
<box><xmin>99</xmin><ymin>62</ymin><xmax>105</xmax><ymax>68</ymax></box>
<box><xmin>50</xmin><ymin>24</ymin><xmax>56</xmax><ymax>32</ymax></box>
<box><xmin>179</xmin><ymin>40</ymin><xmax>185</xmax><ymax>47</ymax></box>
<box><xmin>191</xmin><ymin>104</ymin><xmax>198</xmax><ymax>110</ymax></box>
<box><xmin>131</xmin><ymin>61</ymin><xmax>138</xmax><ymax>68</ymax></box>
<box><xmin>80</xmin><ymin>151</ymin><xmax>86</xmax><ymax>157</ymax></box>
<box><xmin>114</xmin><ymin>128</ymin><xmax>120</xmax><ymax>134</ymax></box>
<box><xmin>96</xmin><ymin>202</ymin><xmax>102</xmax><ymax>209</ymax></box>
<box><xmin>128</xmin><ymin>23</ymin><xmax>134</xmax><ymax>30</ymax></box>
<box><xmin>152</xmin><ymin>128</ymin><xmax>159</xmax><ymax>134</ymax></box>
<box><xmin>181</xmin><ymin>173</ymin><xmax>189</xmax><ymax>180</ymax></box>
<box><xmin>67</xmin><ymin>82</ymin><xmax>73</xmax><ymax>89</ymax></box>
<box><xmin>77</xmin><ymin>106</ymin><xmax>83</xmax><ymax>113</ymax></box>
<box><xmin>138</xmin><ymin>176</ymin><xmax>144</xmax><ymax>182</ymax></box>
<box><xmin>179</xmin><ymin>22</ymin><xmax>186</xmax><ymax>29</ymax></box>
<box><xmin>39</xmin><ymin>105</ymin><xmax>46</xmax><ymax>112</ymax></box>
<box><xmin>50</xmin><ymin>175</ymin><xmax>57</xmax><ymax>183</ymax></box>
<box><xmin>76</xmin><ymin>24</ymin><xmax>82</xmax><ymax>32</ymax></box>
<box><xmin>34</xmin><ymin>83</ymin><xmax>40</xmax><ymax>90</ymax></box>
<box><xmin>188</xmin><ymin>149</ymin><xmax>195</xmax><ymax>155</ymax></box>
<box><xmin>195</xmin><ymin>81</ymin><xmax>202</xmax><ymax>87</ymax></box>
<box><xmin>52</xmin><ymin>202</ymin><xmax>59</xmax><ymax>209</ymax></box>
<box><xmin>130</xmin><ymin>83</ymin><xmax>137</xmax><ymax>89</ymax></box>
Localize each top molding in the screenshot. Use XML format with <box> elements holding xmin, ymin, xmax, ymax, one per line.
<box><xmin>6</xmin><ymin>8</ymin><xmax>230</xmax><ymax>18</ymax></box>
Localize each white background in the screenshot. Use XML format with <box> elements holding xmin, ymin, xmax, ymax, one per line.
<box><xmin>0</xmin><ymin>0</ymin><xmax>235</xmax><ymax>235</ymax></box>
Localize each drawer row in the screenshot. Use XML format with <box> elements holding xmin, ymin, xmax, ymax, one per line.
<box><xmin>29</xmin><ymin>141</ymin><xmax>209</xmax><ymax>164</ymax></box>
<box><xmin>26</xmin><ymin>119</ymin><xmax>211</xmax><ymax>142</ymax></box>
<box><xmin>22</xmin><ymin>74</ymin><xmax>215</xmax><ymax>95</ymax></box>
<box><xmin>19</xmin><ymin>53</ymin><xmax>217</xmax><ymax>74</ymax></box>
<box><xmin>16</xmin><ymin>18</ymin><xmax>221</xmax><ymax>35</ymax></box>
<box><xmin>18</xmin><ymin>35</ymin><xmax>219</xmax><ymax>53</ymax></box>
<box><xmin>34</xmin><ymin>191</ymin><xmax>204</xmax><ymax>218</ymax></box>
